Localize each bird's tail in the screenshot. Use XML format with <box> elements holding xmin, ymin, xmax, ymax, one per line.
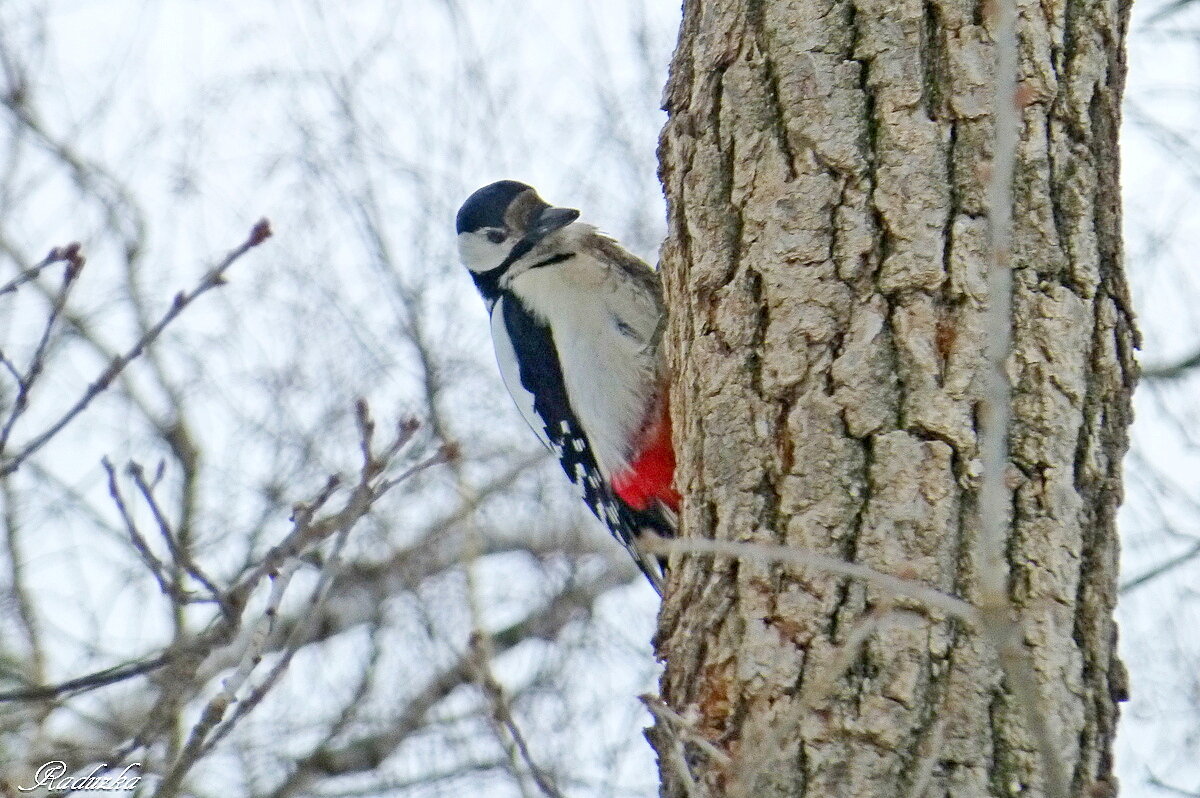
<box><xmin>614</xmin><ymin>499</ymin><xmax>676</xmax><ymax>596</ymax></box>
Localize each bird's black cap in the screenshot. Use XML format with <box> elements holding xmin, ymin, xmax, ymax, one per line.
<box><xmin>456</xmin><ymin>180</ymin><xmax>533</xmax><ymax>234</ymax></box>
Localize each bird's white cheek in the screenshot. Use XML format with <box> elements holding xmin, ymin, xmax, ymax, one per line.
<box><xmin>457</xmin><ymin>234</ymin><xmax>497</xmax><ymax>273</ymax></box>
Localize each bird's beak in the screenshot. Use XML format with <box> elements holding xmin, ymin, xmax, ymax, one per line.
<box><xmin>494</xmin><ymin>205</ymin><xmax>582</xmax><ymax>273</ymax></box>
<box><xmin>526</xmin><ymin>206</ymin><xmax>580</xmax><ymax>242</ymax></box>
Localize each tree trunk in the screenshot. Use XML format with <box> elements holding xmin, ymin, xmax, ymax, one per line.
<box><xmin>651</xmin><ymin>1</ymin><xmax>1135</xmax><ymax>797</ymax></box>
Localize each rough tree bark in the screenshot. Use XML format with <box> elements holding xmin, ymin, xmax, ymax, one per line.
<box><xmin>651</xmin><ymin>1</ymin><xmax>1136</xmax><ymax>797</ymax></box>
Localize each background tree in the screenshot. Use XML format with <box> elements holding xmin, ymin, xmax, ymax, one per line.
<box><xmin>0</xmin><ymin>3</ymin><xmax>674</xmax><ymax>795</ymax></box>
<box><xmin>1116</xmin><ymin>2</ymin><xmax>1200</xmax><ymax>794</ymax></box>
<box><xmin>651</xmin><ymin>1</ymin><xmax>1135</xmax><ymax>796</ymax></box>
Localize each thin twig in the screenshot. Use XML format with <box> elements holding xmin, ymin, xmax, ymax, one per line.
<box><xmin>0</xmin><ymin>219</ymin><xmax>272</xmax><ymax>477</ymax></box>
<box><xmin>1139</xmin><ymin>0</ymin><xmax>1199</xmax><ymax>26</ymax></box>
<box><xmin>0</xmin><ymin>652</ymin><xmax>173</xmax><ymax>702</ymax></box>
<box><xmin>798</xmin><ymin>601</ymin><xmax>926</xmax><ymax>710</ymax></box>
<box><xmin>0</xmin><ymin>241</ymin><xmax>82</xmax><ymax>297</ymax></box>
<box><xmin>641</xmin><ymin>695</ymin><xmax>708</xmax><ymax>798</ymax></box>
<box><xmin>0</xmin><ymin>247</ymin><xmax>85</xmax><ymax>451</ymax></box>
<box><xmin>469</xmin><ymin>633</ymin><xmax>566</xmax><ymax>798</ymax></box>
<box><xmin>1</xmin><ymin>403</ymin><xmax>439</xmax><ymax>719</ymax></box>
<box><xmin>102</xmin><ymin>457</ymin><xmax>177</xmax><ymax>601</ymax></box>
<box><xmin>640</xmin><ymin>694</ymin><xmax>731</xmax><ymax>768</ymax></box>
<box><xmin>195</xmin><ymin>523</ymin><xmax>357</xmax><ymax>759</ymax></box>
<box><xmin>0</xmin><ymin>348</ymin><xmax>22</xmax><ymax>383</ymax></box>
<box><xmin>904</xmin><ymin>717</ymin><xmax>947</xmax><ymax>798</ymax></box>
<box><xmin>643</xmin><ymin>536</ymin><xmax>979</xmax><ymax>623</ymax></box>
<box><xmin>979</xmin><ymin>0</ymin><xmax>1019</xmax><ymax>613</ymax></box>
<box><xmin>263</xmin><ymin>610</ymin><xmax>388</xmax><ymax>798</ymax></box>
<box><xmin>152</xmin><ymin>402</ymin><xmax>442</xmax><ymax>798</ymax></box>
<box><xmin>1120</xmin><ymin>539</ymin><xmax>1200</xmax><ymax>593</ymax></box>
<box><xmin>1146</xmin><ymin>772</ymin><xmax>1200</xmax><ymax>798</ymax></box>
<box><xmin>1139</xmin><ymin>346</ymin><xmax>1200</xmax><ymax>381</ymax></box>
<box><xmin>126</xmin><ymin>460</ymin><xmax>225</xmax><ymax>607</ymax></box>
<box><xmin>156</xmin><ymin>555</ymin><xmax>305</xmax><ymax>795</ymax></box>
<box><xmin>2</xmin><ymin>476</ymin><xmax>47</xmax><ymax>687</ymax></box>
<box><xmin>267</xmin><ymin>561</ymin><xmax>633</xmax><ymax>783</ymax></box>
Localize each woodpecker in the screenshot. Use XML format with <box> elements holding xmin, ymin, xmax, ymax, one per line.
<box><xmin>456</xmin><ymin>180</ymin><xmax>678</xmax><ymax>593</ymax></box>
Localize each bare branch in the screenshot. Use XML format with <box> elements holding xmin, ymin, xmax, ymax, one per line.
<box><xmin>903</xmin><ymin>717</ymin><xmax>947</xmax><ymax>798</ymax></box>
<box><xmin>0</xmin><ymin>241</ymin><xmax>84</xmax><ymax>297</ymax></box>
<box><xmin>1147</xmin><ymin>773</ymin><xmax>1200</xmax><ymax>798</ymax></box>
<box><xmin>798</xmin><ymin>601</ymin><xmax>925</xmax><ymax>711</ymax></box>
<box><xmin>1120</xmin><ymin>538</ymin><xmax>1200</xmax><ymax>594</ymax></box>
<box><xmin>126</xmin><ymin>460</ymin><xmax>224</xmax><ymax>607</ymax></box>
<box><xmin>101</xmin><ymin>457</ymin><xmax>177</xmax><ymax>601</ymax></box>
<box><xmin>641</xmin><ymin>695</ymin><xmax>708</xmax><ymax>798</ymax></box>
<box><xmin>269</xmin><ymin>563</ymin><xmax>631</xmax><ymax>788</ymax></box>
<box><xmin>0</xmin><ymin>220</ymin><xmax>272</xmax><ymax>477</ymax></box>
<box><xmin>191</xmin><ymin>522</ymin><xmax>357</xmax><ymax>761</ymax></box>
<box><xmin>469</xmin><ymin>632</ymin><xmax>566</xmax><ymax>798</ymax></box>
<box><xmin>152</xmin><ymin>401</ymin><xmax>441</xmax><ymax>798</ymax></box>
<box><xmin>2</xmin><ymin>475</ymin><xmax>47</xmax><ymax>687</ymax></box>
<box><xmin>1140</xmin><ymin>347</ymin><xmax>1200</xmax><ymax>381</ymax></box>
<box><xmin>640</xmin><ymin>694</ymin><xmax>731</xmax><ymax>769</ymax></box>
<box><xmin>645</xmin><ymin>536</ymin><xmax>979</xmax><ymax>623</ymax></box>
<box><xmin>0</xmin><ymin>652</ymin><xmax>173</xmax><ymax>702</ymax></box>
<box><xmin>0</xmin><ymin>245</ymin><xmax>85</xmax><ymax>451</ymax></box>
<box><xmin>1</xmin><ymin>400</ymin><xmax>441</xmax><ymax>723</ymax></box>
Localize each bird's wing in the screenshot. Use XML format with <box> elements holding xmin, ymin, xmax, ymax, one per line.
<box><xmin>491</xmin><ymin>293</ymin><xmax>670</xmax><ymax>592</ymax></box>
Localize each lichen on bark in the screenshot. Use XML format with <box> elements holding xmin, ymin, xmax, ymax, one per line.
<box><xmin>651</xmin><ymin>1</ymin><xmax>1135</xmax><ymax>796</ymax></box>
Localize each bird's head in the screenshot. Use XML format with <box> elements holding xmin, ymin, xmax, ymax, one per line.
<box><xmin>455</xmin><ymin>180</ymin><xmax>581</xmax><ymax>275</ymax></box>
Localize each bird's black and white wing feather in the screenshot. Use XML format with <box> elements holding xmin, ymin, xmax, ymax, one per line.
<box><xmin>490</xmin><ymin>292</ymin><xmax>668</xmax><ymax>591</ymax></box>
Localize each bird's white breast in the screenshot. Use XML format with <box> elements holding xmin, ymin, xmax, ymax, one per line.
<box><xmin>505</xmin><ymin>251</ymin><xmax>661</xmax><ymax>478</ymax></box>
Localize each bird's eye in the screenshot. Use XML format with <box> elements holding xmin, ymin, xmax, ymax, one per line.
<box><xmin>486</xmin><ymin>230</ymin><xmax>507</xmax><ymax>244</ymax></box>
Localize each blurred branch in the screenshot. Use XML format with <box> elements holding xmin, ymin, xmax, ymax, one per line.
<box><xmin>641</xmin><ymin>695</ymin><xmax>705</xmax><ymax>798</ymax></box>
<box><xmin>153</xmin><ymin>402</ymin><xmax>450</xmax><ymax>798</ymax></box>
<box><xmin>265</xmin><ymin>562</ymin><xmax>631</xmax><ymax>796</ymax></box>
<box><xmin>1141</xmin><ymin>0</ymin><xmax>1199</xmax><ymax>26</ymax></box>
<box><xmin>186</xmin><ymin>522</ymin><xmax>358</xmax><ymax>762</ymax></box>
<box><xmin>1120</xmin><ymin>538</ymin><xmax>1200</xmax><ymax>593</ymax></box>
<box><xmin>0</xmin><ymin>241</ymin><xmax>83</xmax><ymax>297</ymax></box>
<box><xmin>1147</xmin><ymin>773</ymin><xmax>1200</xmax><ymax>798</ymax></box>
<box><xmin>1</xmin><ymin>80</ymin><xmax>147</xmax><ymax>251</ymax></box>
<box><xmin>469</xmin><ymin>632</ymin><xmax>566</xmax><ymax>798</ymax></box>
<box><xmin>0</xmin><ymin>402</ymin><xmax>446</xmax><ymax>715</ymax></box>
<box><xmin>2</xmin><ymin>476</ymin><xmax>47</xmax><ymax>688</ymax></box>
<box><xmin>1141</xmin><ymin>347</ymin><xmax>1200</xmax><ymax>381</ymax></box>
<box><xmin>180</xmin><ymin>455</ymin><xmax>603</xmax><ymax>692</ymax></box>
<box><xmin>1126</xmin><ymin>102</ymin><xmax>1200</xmax><ymax>190</ymax></box>
<box><xmin>0</xmin><ymin>243</ymin><xmax>85</xmax><ymax>451</ymax></box>
<box><xmin>102</xmin><ymin>457</ymin><xmax>183</xmax><ymax>602</ymax></box>
<box><xmin>647</xmin><ymin>536</ymin><xmax>978</xmax><ymax>622</ymax></box>
<box><xmin>127</xmin><ymin>460</ymin><xmax>224</xmax><ymax>606</ymax></box>
<box><xmin>979</xmin><ymin>0</ymin><xmax>1068</xmax><ymax>794</ymax></box>
<box><xmin>640</xmin><ymin>694</ymin><xmax>730</xmax><ymax>769</ymax></box>
<box><xmin>0</xmin><ymin>651</ymin><xmax>173</xmax><ymax>702</ymax></box>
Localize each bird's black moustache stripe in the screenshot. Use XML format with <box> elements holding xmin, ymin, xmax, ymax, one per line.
<box><xmin>531</xmin><ymin>252</ymin><xmax>575</xmax><ymax>269</ymax></box>
<box><xmin>471</xmin><ymin>243</ymin><xmax>575</xmax><ymax>302</ymax></box>
<box><xmin>471</xmin><ymin>235</ymin><xmax>536</xmax><ymax>300</ymax></box>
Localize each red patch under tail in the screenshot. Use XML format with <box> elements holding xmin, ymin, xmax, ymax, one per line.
<box><xmin>611</xmin><ymin>400</ymin><xmax>680</xmax><ymax>513</ymax></box>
